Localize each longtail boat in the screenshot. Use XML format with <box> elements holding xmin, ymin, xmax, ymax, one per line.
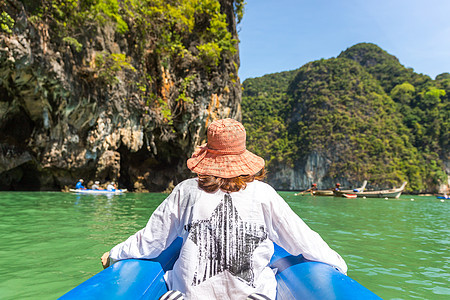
<box><xmin>335</xmin><ymin>182</ymin><xmax>407</xmax><ymax>199</ymax></box>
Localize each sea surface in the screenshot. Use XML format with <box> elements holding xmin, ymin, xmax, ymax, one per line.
<box><xmin>0</xmin><ymin>191</ymin><xmax>448</xmax><ymax>299</ymax></box>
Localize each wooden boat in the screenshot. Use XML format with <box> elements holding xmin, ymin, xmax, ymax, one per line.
<box><xmin>59</xmin><ymin>238</ymin><xmax>381</xmax><ymax>300</ymax></box>
<box><xmin>314</xmin><ymin>180</ymin><xmax>367</xmax><ymax>197</ymax></box>
<box><xmin>335</xmin><ymin>182</ymin><xmax>407</xmax><ymax>199</ymax></box>
<box><xmin>69</xmin><ymin>188</ymin><xmax>127</xmax><ymax>195</ymax></box>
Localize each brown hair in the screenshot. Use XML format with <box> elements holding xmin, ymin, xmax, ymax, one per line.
<box><xmin>198</xmin><ymin>167</ymin><xmax>267</xmax><ymax>193</ymax></box>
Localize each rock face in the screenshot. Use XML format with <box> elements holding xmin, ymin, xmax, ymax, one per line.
<box><xmin>0</xmin><ymin>0</ymin><xmax>242</xmax><ymax>191</ymax></box>
<box><xmin>267</xmin><ymin>151</ymin><xmax>358</xmax><ymax>191</ymax></box>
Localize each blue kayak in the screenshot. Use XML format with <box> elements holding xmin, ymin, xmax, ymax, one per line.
<box><xmin>59</xmin><ymin>238</ymin><xmax>381</xmax><ymax>299</ymax></box>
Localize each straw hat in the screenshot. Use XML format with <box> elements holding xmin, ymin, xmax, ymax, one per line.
<box><xmin>187</xmin><ymin>119</ymin><xmax>265</xmax><ymax>178</ymax></box>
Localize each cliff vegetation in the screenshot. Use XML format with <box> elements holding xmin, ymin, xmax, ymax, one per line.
<box><xmin>242</xmin><ymin>43</ymin><xmax>449</xmax><ymax>193</ymax></box>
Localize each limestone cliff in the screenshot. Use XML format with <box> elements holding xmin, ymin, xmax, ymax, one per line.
<box><xmin>0</xmin><ymin>0</ymin><xmax>243</xmax><ymax>191</ymax></box>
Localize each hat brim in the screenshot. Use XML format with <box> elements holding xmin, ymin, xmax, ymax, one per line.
<box><xmin>187</xmin><ymin>149</ymin><xmax>265</xmax><ymax>178</ymax></box>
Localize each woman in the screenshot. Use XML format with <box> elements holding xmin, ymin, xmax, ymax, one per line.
<box><xmin>101</xmin><ymin>119</ymin><xmax>347</xmax><ymax>300</ymax></box>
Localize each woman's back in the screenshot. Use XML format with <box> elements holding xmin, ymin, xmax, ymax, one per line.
<box><xmin>160</xmin><ymin>178</ymin><xmax>346</xmax><ymax>299</ymax></box>
<box><xmin>105</xmin><ymin>119</ymin><xmax>346</xmax><ymax>300</ymax></box>
<box><xmin>164</xmin><ymin>178</ymin><xmax>277</xmax><ymax>299</ymax></box>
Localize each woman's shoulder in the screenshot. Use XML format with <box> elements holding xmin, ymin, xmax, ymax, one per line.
<box><xmin>247</xmin><ymin>180</ymin><xmax>278</xmax><ymax>194</ymax></box>
<box><xmin>175</xmin><ymin>177</ymin><xmax>199</xmax><ymax>190</ymax></box>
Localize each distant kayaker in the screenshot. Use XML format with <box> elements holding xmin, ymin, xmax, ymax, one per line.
<box><xmin>101</xmin><ymin>119</ymin><xmax>347</xmax><ymax>300</ymax></box>
<box><xmin>306</xmin><ymin>183</ymin><xmax>318</xmax><ymax>195</ymax></box>
<box><xmin>75</xmin><ymin>179</ymin><xmax>85</xmax><ymax>190</ymax></box>
<box><xmin>294</xmin><ymin>183</ymin><xmax>317</xmax><ymax>196</ymax></box>
<box><xmin>106</xmin><ymin>182</ymin><xmax>116</xmax><ymax>191</ymax></box>
<box><xmin>92</xmin><ymin>181</ymin><xmax>101</xmax><ymax>190</ymax></box>
<box><xmin>334</xmin><ymin>183</ymin><xmax>341</xmax><ymax>191</ymax></box>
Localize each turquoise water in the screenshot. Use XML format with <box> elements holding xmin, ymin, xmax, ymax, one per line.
<box><xmin>0</xmin><ymin>191</ymin><xmax>448</xmax><ymax>299</ymax></box>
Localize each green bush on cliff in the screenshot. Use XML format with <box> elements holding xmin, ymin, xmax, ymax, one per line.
<box><xmin>1</xmin><ymin>12</ymin><xmax>15</xmax><ymax>34</ymax></box>
<box><xmin>94</xmin><ymin>52</ymin><xmax>137</xmax><ymax>84</ymax></box>
<box><xmin>176</xmin><ymin>75</ymin><xmax>196</xmax><ymax>103</ymax></box>
<box><xmin>62</xmin><ymin>37</ymin><xmax>83</xmax><ymax>52</ymax></box>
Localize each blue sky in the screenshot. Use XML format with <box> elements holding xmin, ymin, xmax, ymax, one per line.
<box><xmin>238</xmin><ymin>0</ymin><xmax>450</xmax><ymax>81</ymax></box>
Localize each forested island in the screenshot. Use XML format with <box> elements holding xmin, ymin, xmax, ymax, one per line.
<box><xmin>242</xmin><ymin>43</ymin><xmax>449</xmax><ymax>193</ymax></box>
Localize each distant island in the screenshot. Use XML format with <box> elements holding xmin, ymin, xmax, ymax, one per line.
<box><xmin>242</xmin><ymin>43</ymin><xmax>449</xmax><ymax>194</ymax></box>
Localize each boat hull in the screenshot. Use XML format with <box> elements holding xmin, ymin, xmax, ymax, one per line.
<box><xmin>342</xmin><ymin>194</ymin><xmax>357</xmax><ymax>199</ymax></box>
<box><xmin>335</xmin><ymin>182</ymin><xmax>407</xmax><ymax>199</ymax></box>
<box><xmin>314</xmin><ymin>190</ymin><xmax>334</xmax><ymax>196</ymax></box>
<box><xmin>69</xmin><ymin>189</ymin><xmax>127</xmax><ymax>195</ymax></box>
<box><xmin>355</xmin><ymin>191</ymin><xmax>402</xmax><ymax>198</ymax></box>
<box><xmin>59</xmin><ymin>238</ymin><xmax>381</xmax><ymax>300</ymax></box>
<box><xmin>335</xmin><ymin>190</ymin><xmax>402</xmax><ymax>198</ymax></box>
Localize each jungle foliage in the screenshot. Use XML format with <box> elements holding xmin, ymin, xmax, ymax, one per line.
<box><xmin>242</xmin><ymin>43</ymin><xmax>449</xmax><ymax>192</ymax></box>
<box><xmin>18</xmin><ymin>0</ymin><xmax>244</xmax><ymax>123</ymax></box>
<box><xmin>21</xmin><ymin>0</ymin><xmax>242</xmax><ymax>67</ymax></box>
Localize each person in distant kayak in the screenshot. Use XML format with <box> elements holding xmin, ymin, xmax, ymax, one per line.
<box><xmin>75</xmin><ymin>179</ymin><xmax>85</xmax><ymax>190</ymax></box>
<box><xmin>334</xmin><ymin>183</ymin><xmax>341</xmax><ymax>192</ymax></box>
<box><xmin>305</xmin><ymin>183</ymin><xmax>318</xmax><ymax>195</ymax></box>
<box><xmin>101</xmin><ymin>119</ymin><xmax>347</xmax><ymax>300</ymax></box>
<box><xmin>295</xmin><ymin>183</ymin><xmax>318</xmax><ymax>196</ymax></box>
<box><xmin>91</xmin><ymin>181</ymin><xmax>101</xmax><ymax>190</ymax></box>
<box><xmin>106</xmin><ymin>182</ymin><xmax>116</xmax><ymax>191</ymax></box>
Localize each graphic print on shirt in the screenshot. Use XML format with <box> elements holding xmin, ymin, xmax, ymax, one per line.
<box><xmin>185</xmin><ymin>194</ymin><xmax>268</xmax><ymax>286</ymax></box>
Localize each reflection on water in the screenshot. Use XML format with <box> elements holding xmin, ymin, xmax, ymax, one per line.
<box><xmin>0</xmin><ymin>191</ymin><xmax>448</xmax><ymax>299</ymax></box>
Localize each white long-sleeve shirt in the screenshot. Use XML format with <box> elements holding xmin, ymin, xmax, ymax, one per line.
<box><xmin>109</xmin><ymin>178</ymin><xmax>347</xmax><ymax>300</ymax></box>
